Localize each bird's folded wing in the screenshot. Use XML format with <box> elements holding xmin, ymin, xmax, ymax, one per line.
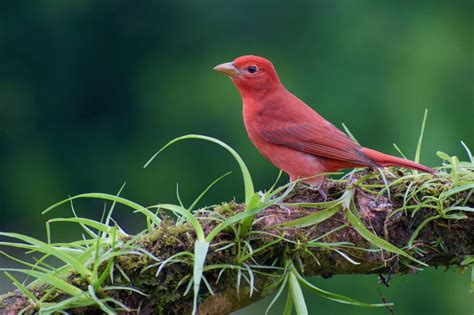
<box><xmin>257</xmin><ymin>122</ymin><xmax>378</xmax><ymax>167</ymax></box>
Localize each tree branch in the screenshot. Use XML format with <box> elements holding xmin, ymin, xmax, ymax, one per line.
<box><xmin>1</xmin><ymin>171</ymin><xmax>473</xmax><ymax>315</ymax></box>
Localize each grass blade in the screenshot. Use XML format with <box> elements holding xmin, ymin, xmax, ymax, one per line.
<box><xmin>440</xmin><ymin>184</ymin><xmax>474</xmax><ymax>200</ymax></box>
<box><xmin>279</xmin><ymin>204</ymin><xmax>341</xmax><ymax>228</ymax></box>
<box><xmin>343</xmin><ymin>205</ymin><xmax>427</xmax><ymax>266</ymax></box>
<box><xmin>0</xmin><ymin>251</ymin><xmax>50</xmax><ymax>273</ymax></box>
<box><xmin>445</xmin><ymin>206</ymin><xmax>474</xmax><ymax>213</ymax></box>
<box><xmin>154</xmin><ymin>204</ymin><xmax>205</xmax><ymax>241</ymax></box>
<box><xmin>393</xmin><ymin>143</ymin><xmax>407</xmax><ymax>159</ymax></box>
<box><xmin>460</xmin><ymin>141</ymin><xmax>473</xmax><ymax>163</ymax></box>
<box><xmin>408</xmin><ymin>215</ymin><xmax>441</xmax><ymax>248</ymax></box>
<box><xmin>4</xmin><ymin>272</ymin><xmax>40</xmax><ymax>304</ymax></box>
<box><xmin>288</xmin><ymin>269</ymin><xmax>308</xmax><ymax>315</ymax></box>
<box><xmin>2</xmin><ymin>268</ymin><xmax>83</xmax><ymax>296</ymax></box>
<box><xmin>188</xmin><ymin>172</ymin><xmax>232</xmax><ymax>211</ymax></box>
<box><xmin>144</xmin><ymin>134</ymin><xmax>254</xmax><ymax>205</ymax></box>
<box><xmin>192</xmin><ymin>240</ymin><xmax>210</xmax><ymax>315</ymax></box>
<box><xmin>283</xmin><ymin>285</ymin><xmax>294</xmax><ymax>315</ymax></box>
<box><xmin>295</xmin><ymin>272</ymin><xmax>391</xmax><ymax>307</ymax></box>
<box><xmin>414</xmin><ymin>109</ymin><xmax>428</xmax><ymax>165</ymax></box>
<box><xmin>342</xmin><ymin>123</ymin><xmax>360</xmax><ymax>145</ymax></box>
<box><xmin>265</xmin><ymin>274</ymin><xmax>288</xmax><ymax>315</ymax></box>
<box><xmin>105</xmin><ymin>182</ymin><xmax>127</xmax><ymax>227</ymax></box>
<box><xmin>205</xmin><ymin>205</ymin><xmax>264</xmax><ymax>242</ymax></box>
<box><xmin>268</xmin><ymin>170</ymin><xmax>283</xmax><ymax>193</ymax></box>
<box><xmin>0</xmin><ymin>232</ymin><xmax>92</xmax><ymax>278</ymax></box>
<box><xmin>103</xmin><ymin>286</ymin><xmax>148</xmax><ymax>297</ymax></box>
<box><xmin>42</xmin><ymin>193</ymin><xmax>160</xmax><ymax>225</ymax></box>
<box><xmin>47</xmin><ymin>218</ymin><xmax>114</xmax><ymax>235</ymax></box>
<box><xmin>87</xmin><ymin>285</ymin><xmax>115</xmax><ymax>314</ymax></box>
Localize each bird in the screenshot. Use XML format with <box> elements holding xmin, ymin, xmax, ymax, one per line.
<box><xmin>213</xmin><ymin>55</ymin><xmax>434</xmax><ymax>186</ymax></box>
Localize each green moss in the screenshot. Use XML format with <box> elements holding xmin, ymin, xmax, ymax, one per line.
<box><xmin>214</xmin><ymin>201</ymin><xmax>240</xmax><ymax>216</ymax></box>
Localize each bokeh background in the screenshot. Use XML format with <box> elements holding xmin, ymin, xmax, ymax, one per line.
<box><xmin>0</xmin><ymin>1</ymin><xmax>473</xmax><ymax>314</ymax></box>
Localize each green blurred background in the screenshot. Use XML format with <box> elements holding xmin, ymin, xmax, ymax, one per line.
<box><xmin>0</xmin><ymin>1</ymin><xmax>472</xmax><ymax>314</ymax></box>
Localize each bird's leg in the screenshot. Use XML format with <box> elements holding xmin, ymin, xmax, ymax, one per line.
<box><xmin>307</xmin><ymin>181</ymin><xmax>328</xmax><ymax>202</ymax></box>
<box><xmin>277</xmin><ymin>203</ymin><xmax>292</xmax><ymax>215</ymax></box>
<box><xmin>261</xmin><ymin>176</ymin><xmax>303</xmax><ymax>215</ymax></box>
<box><xmin>259</xmin><ymin>190</ymin><xmax>291</xmax><ymax>214</ymax></box>
<box><xmin>296</xmin><ymin>176</ymin><xmax>328</xmax><ymax>202</ymax></box>
<box><xmin>265</xmin><ymin>182</ymin><xmax>294</xmax><ymax>215</ymax></box>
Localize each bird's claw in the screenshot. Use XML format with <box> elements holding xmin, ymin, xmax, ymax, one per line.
<box><xmin>306</xmin><ymin>184</ymin><xmax>328</xmax><ymax>202</ymax></box>
<box><xmin>278</xmin><ymin>203</ymin><xmax>292</xmax><ymax>215</ymax></box>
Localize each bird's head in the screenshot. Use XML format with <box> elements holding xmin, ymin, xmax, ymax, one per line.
<box><xmin>213</xmin><ymin>55</ymin><xmax>281</xmax><ymax>95</ymax></box>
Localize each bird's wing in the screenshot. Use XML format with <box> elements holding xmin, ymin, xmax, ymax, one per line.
<box><xmin>256</xmin><ymin>117</ymin><xmax>378</xmax><ymax>167</ymax></box>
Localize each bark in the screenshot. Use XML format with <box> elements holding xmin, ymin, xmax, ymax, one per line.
<box><xmin>1</xmin><ymin>173</ymin><xmax>473</xmax><ymax>315</ymax></box>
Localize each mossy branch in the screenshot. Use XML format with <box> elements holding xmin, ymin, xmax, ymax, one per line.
<box><xmin>0</xmin><ymin>169</ymin><xmax>473</xmax><ymax>315</ymax></box>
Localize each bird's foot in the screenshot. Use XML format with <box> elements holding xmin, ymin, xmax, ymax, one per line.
<box><xmin>278</xmin><ymin>203</ymin><xmax>292</xmax><ymax>215</ymax></box>
<box><xmin>306</xmin><ymin>182</ymin><xmax>328</xmax><ymax>202</ymax></box>
<box><xmin>259</xmin><ymin>191</ymin><xmax>292</xmax><ymax>215</ymax></box>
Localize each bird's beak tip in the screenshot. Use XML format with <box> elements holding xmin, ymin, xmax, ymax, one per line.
<box><xmin>213</xmin><ymin>62</ymin><xmax>240</xmax><ymax>77</ymax></box>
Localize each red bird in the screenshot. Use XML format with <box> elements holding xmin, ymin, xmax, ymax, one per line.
<box><xmin>213</xmin><ymin>55</ymin><xmax>434</xmax><ymax>186</ymax></box>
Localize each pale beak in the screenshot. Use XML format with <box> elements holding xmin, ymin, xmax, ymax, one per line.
<box><xmin>213</xmin><ymin>62</ymin><xmax>240</xmax><ymax>77</ymax></box>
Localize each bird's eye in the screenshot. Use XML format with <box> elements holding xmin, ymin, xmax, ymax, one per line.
<box><xmin>247</xmin><ymin>65</ymin><xmax>258</xmax><ymax>73</ymax></box>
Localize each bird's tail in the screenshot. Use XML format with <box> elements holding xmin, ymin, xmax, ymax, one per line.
<box><xmin>361</xmin><ymin>147</ymin><xmax>435</xmax><ymax>174</ymax></box>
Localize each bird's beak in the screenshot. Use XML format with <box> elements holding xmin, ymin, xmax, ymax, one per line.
<box><xmin>213</xmin><ymin>62</ymin><xmax>240</xmax><ymax>77</ymax></box>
